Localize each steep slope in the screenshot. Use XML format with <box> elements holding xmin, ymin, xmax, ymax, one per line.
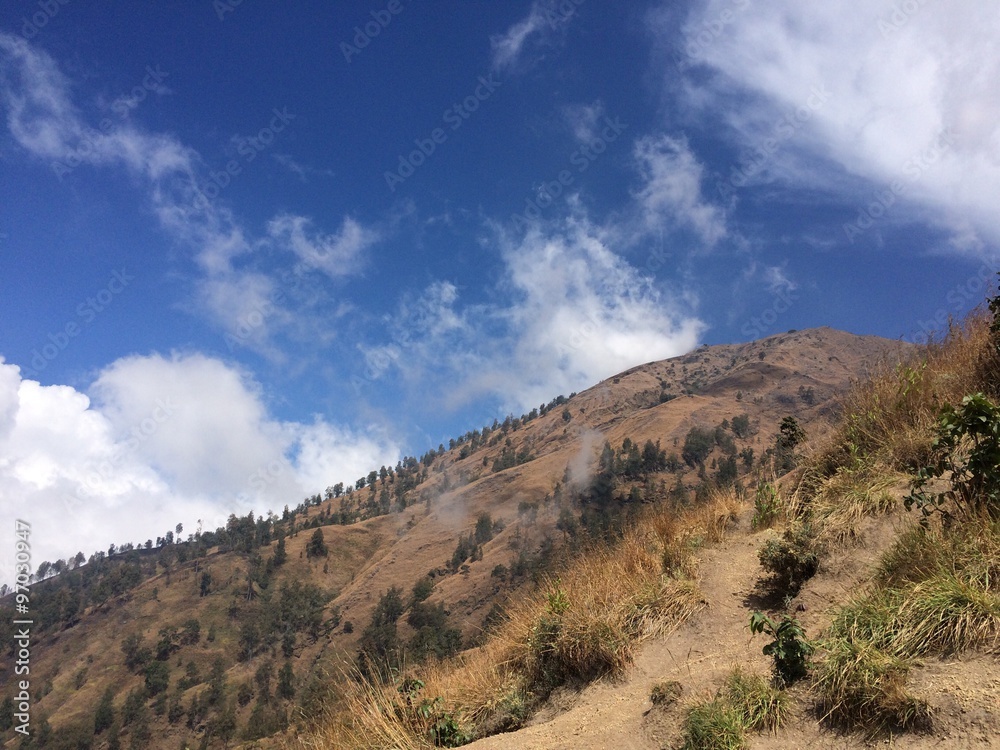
<box><xmin>0</xmin><ymin>327</ymin><xmax>908</xmax><ymax>749</ymax></box>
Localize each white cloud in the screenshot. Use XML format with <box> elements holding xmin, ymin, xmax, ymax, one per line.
<box><xmin>674</xmin><ymin>0</ymin><xmax>1000</xmax><ymax>248</ymax></box>
<box><xmin>0</xmin><ymin>33</ymin><xmax>377</xmax><ymax>354</ymax></box>
<box><xmin>491</xmin><ymin>1</ymin><xmax>583</xmax><ymax>72</ymax></box>
<box><xmin>0</xmin><ymin>355</ymin><xmax>399</xmax><ymax>585</ymax></box>
<box><xmin>632</xmin><ymin>134</ymin><xmax>728</xmax><ymax>246</ymax></box>
<box><xmin>498</xmin><ymin>220</ymin><xmax>704</xmax><ymax>406</ymax></box>
<box><xmin>763</xmin><ymin>265</ymin><xmax>796</xmax><ymax>295</ymax></box>
<box><xmin>373</xmin><ymin>219</ymin><xmax>703</xmax><ymax>413</ymax></box>
<box><xmin>267</xmin><ymin>214</ymin><xmax>377</xmax><ymax>281</ymax></box>
<box><xmin>491</xmin><ymin>4</ymin><xmax>548</xmax><ymax>70</ymax></box>
<box><xmin>562</xmin><ymin>101</ymin><xmax>605</xmax><ymax>144</ymax></box>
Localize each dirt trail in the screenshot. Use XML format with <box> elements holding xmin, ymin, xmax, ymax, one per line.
<box><xmin>466</xmin><ymin>514</ymin><xmax>773</xmax><ymax>750</ymax></box>
<box><xmin>465</xmin><ymin>511</ymin><xmax>1000</xmax><ymax>749</ymax></box>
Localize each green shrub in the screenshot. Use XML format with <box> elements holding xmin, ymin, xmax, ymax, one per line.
<box><xmin>758</xmin><ymin>526</ymin><xmax>818</xmax><ymax>594</ymax></box>
<box><xmin>906</xmin><ymin>393</ymin><xmax>1000</xmax><ymax>523</ymax></box>
<box><xmin>749</xmin><ymin>612</ymin><xmax>813</xmax><ymax>685</ymax></box>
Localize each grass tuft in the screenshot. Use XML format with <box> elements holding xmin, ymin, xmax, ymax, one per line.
<box><xmin>682</xmin><ymin>697</ymin><xmax>747</xmax><ymax>750</ymax></box>
<box><xmin>681</xmin><ymin>667</ymin><xmax>786</xmax><ymax>750</ymax></box>
<box><xmin>724</xmin><ymin>667</ymin><xmax>787</xmax><ymax>732</ymax></box>
<box><xmin>814</xmin><ymin>638</ymin><xmax>930</xmax><ymax>733</ymax></box>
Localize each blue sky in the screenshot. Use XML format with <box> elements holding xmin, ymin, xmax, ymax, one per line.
<box><xmin>1</xmin><ymin>0</ymin><xmax>998</xmax><ymax>576</ymax></box>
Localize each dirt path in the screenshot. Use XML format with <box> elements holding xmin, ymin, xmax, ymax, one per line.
<box><xmin>463</xmin><ymin>512</ymin><xmax>1000</xmax><ymax>750</ymax></box>
<box><xmin>466</xmin><ymin>515</ymin><xmax>773</xmax><ymax>749</ymax></box>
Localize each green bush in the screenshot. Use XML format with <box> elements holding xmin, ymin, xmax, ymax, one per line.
<box><xmin>758</xmin><ymin>526</ymin><xmax>818</xmax><ymax>594</ymax></box>
<box><xmin>906</xmin><ymin>393</ymin><xmax>1000</xmax><ymax>523</ymax></box>
<box><xmin>749</xmin><ymin>612</ymin><xmax>813</xmax><ymax>686</ymax></box>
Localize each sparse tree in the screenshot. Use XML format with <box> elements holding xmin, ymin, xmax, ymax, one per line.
<box><xmin>305</xmin><ymin>528</ymin><xmax>328</xmax><ymax>559</ymax></box>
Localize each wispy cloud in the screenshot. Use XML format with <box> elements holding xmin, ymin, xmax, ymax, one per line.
<box><xmin>667</xmin><ymin>0</ymin><xmax>1000</xmax><ymax>250</ymax></box>
<box><xmin>491</xmin><ymin>1</ymin><xmax>583</xmax><ymax>72</ymax></box>
<box><xmin>0</xmin><ymin>33</ymin><xmax>378</xmax><ymax>355</ymax></box>
<box><xmin>271</xmin><ymin>152</ymin><xmax>333</xmax><ymax>182</ymax></box>
<box><xmin>267</xmin><ymin>214</ymin><xmax>378</xmax><ymax>282</ymax></box>
<box><xmin>562</xmin><ymin>100</ymin><xmax>605</xmax><ymax>144</ymax></box>
<box><xmin>491</xmin><ymin>4</ymin><xmax>548</xmax><ymax>71</ymax></box>
<box><xmin>632</xmin><ymin>134</ymin><xmax>728</xmax><ymax>247</ymax></box>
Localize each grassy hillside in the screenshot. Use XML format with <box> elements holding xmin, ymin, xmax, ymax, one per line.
<box><xmin>0</xmin><ymin>327</ymin><xmax>912</xmax><ymax>749</ymax></box>
<box><xmin>293</xmin><ymin>312</ymin><xmax>1000</xmax><ymax>749</ymax></box>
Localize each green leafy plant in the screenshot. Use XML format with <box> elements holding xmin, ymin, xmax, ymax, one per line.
<box><xmin>416</xmin><ymin>696</ymin><xmax>469</xmax><ymax>747</ymax></box>
<box><xmin>749</xmin><ymin>612</ymin><xmax>813</xmax><ymax>685</ymax></box>
<box><xmin>905</xmin><ymin>393</ymin><xmax>1000</xmax><ymax>524</ymax></box>
<box><xmin>751</xmin><ymin>482</ymin><xmax>781</xmax><ymax>530</ymax></box>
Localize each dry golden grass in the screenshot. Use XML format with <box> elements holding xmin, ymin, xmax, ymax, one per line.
<box><xmin>787</xmin><ymin>308</ymin><xmax>1000</xmax><ymax>735</ymax></box>
<box><xmin>289</xmin><ymin>489</ymin><xmax>746</xmax><ymax>749</ymax></box>
<box><xmin>810</xmin><ymin>464</ymin><xmax>900</xmax><ymax>544</ymax></box>
<box><xmin>805</xmin><ymin>310</ymin><xmax>1000</xmax><ymax>485</ymax></box>
<box><xmin>815</xmin><ymin>516</ymin><xmax>1000</xmax><ymax>733</ymax></box>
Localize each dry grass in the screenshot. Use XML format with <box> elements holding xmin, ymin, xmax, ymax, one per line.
<box><xmin>805</xmin><ymin>311</ymin><xmax>1000</xmax><ymax>487</ymax></box>
<box><xmin>794</xmin><ymin>308</ymin><xmax>1000</xmax><ymax>735</ymax></box>
<box><xmin>810</xmin><ymin>464</ymin><xmax>900</xmax><ymax>543</ymax></box>
<box><xmin>814</xmin><ymin>638</ymin><xmax>930</xmax><ymax>733</ymax></box>
<box><xmin>289</xmin><ymin>489</ymin><xmax>746</xmax><ymax>749</ymax></box>
<box><xmin>814</xmin><ymin>517</ymin><xmax>1000</xmax><ymax>733</ymax></box>
<box><xmin>680</xmin><ymin>667</ymin><xmax>787</xmax><ymax>750</ymax></box>
<box><xmin>723</xmin><ymin>667</ymin><xmax>787</xmax><ymax>733</ymax></box>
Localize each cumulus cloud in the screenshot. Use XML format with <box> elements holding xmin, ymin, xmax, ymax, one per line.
<box><xmin>0</xmin><ymin>355</ymin><xmax>398</xmax><ymax>585</ymax></box>
<box><xmin>671</xmin><ymin>0</ymin><xmax>1000</xmax><ymax>248</ymax></box>
<box><xmin>371</xmin><ymin>219</ymin><xmax>703</xmax><ymax>413</ymax></box>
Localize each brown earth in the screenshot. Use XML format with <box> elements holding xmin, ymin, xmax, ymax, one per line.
<box><xmin>464</xmin><ymin>507</ymin><xmax>1000</xmax><ymax>750</ymax></box>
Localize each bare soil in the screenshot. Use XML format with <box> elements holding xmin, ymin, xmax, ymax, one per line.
<box><xmin>465</xmin><ymin>509</ymin><xmax>1000</xmax><ymax>749</ymax></box>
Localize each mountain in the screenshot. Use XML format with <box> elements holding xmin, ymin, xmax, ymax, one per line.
<box><xmin>0</xmin><ymin>327</ymin><xmax>910</xmax><ymax>749</ymax></box>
